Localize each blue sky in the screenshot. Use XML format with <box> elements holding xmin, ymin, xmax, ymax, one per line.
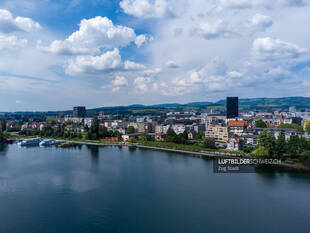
<box><xmin>0</xmin><ymin>0</ymin><xmax>310</xmax><ymax>111</ymax></box>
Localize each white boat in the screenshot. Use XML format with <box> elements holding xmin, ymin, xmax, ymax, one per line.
<box><xmin>18</xmin><ymin>137</ymin><xmax>43</xmax><ymax>146</ymax></box>
<box><xmin>39</xmin><ymin>139</ymin><xmax>57</xmax><ymax>146</ymax></box>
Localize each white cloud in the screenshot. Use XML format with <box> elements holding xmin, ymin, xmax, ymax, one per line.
<box><xmin>0</xmin><ymin>34</ymin><xmax>27</xmax><ymax>50</ymax></box>
<box><xmin>0</xmin><ymin>9</ymin><xmax>41</xmax><ymax>33</ymax></box>
<box><xmin>112</xmin><ymin>75</ymin><xmax>128</xmax><ymax>86</ymax></box>
<box><xmin>111</xmin><ymin>75</ymin><xmax>128</xmax><ymax>92</ymax></box>
<box><xmin>166</xmin><ymin>60</ymin><xmax>179</xmax><ymax>68</ymax></box>
<box><xmin>228</xmin><ymin>71</ymin><xmax>243</xmax><ymax>78</ymax></box>
<box><xmin>195</xmin><ymin>20</ymin><xmax>233</xmax><ymax>39</ymax></box>
<box><xmin>124</xmin><ymin>60</ymin><xmax>145</xmax><ymax>70</ymax></box>
<box><xmin>252</xmin><ymin>37</ymin><xmax>307</xmax><ymax>60</ymax></box>
<box><xmin>15</xmin><ymin>100</ymin><xmax>22</xmax><ymax>104</ymax></box>
<box><xmin>135</xmin><ymin>34</ymin><xmax>147</xmax><ymax>47</ymax></box>
<box><xmin>42</xmin><ymin>16</ymin><xmax>136</xmax><ymax>55</ymax></box>
<box><xmin>66</xmin><ymin>48</ymin><xmax>122</xmax><ymax>74</ymax></box>
<box><xmin>120</xmin><ymin>0</ymin><xmax>168</xmax><ymax>18</ymax></box>
<box><xmin>120</xmin><ymin>0</ymin><xmax>187</xmax><ymax>18</ymax></box>
<box><xmin>134</xmin><ymin>76</ymin><xmax>151</xmax><ymax>93</ymax></box>
<box><xmin>65</xmin><ymin>48</ymin><xmax>145</xmax><ymax>74</ymax></box>
<box><xmin>247</xmin><ymin>14</ymin><xmax>273</xmax><ymax>31</ymax></box>
<box><xmin>143</xmin><ymin>67</ymin><xmax>162</xmax><ymax>75</ymax></box>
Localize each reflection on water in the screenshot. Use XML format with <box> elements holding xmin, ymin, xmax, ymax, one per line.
<box><xmin>0</xmin><ymin>144</ymin><xmax>309</xmax><ymax>233</ymax></box>
<box><xmin>0</xmin><ymin>143</ymin><xmax>8</xmax><ymax>156</ymax></box>
<box><xmin>128</xmin><ymin>146</ymin><xmax>137</xmax><ymax>153</ymax></box>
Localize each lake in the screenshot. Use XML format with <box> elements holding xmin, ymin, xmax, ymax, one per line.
<box><xmin>0</xmin><ymin>144</ymin><xmax>309</xmax><ymax>233</ymax></box>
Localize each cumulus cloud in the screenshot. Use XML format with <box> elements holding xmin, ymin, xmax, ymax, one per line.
<box><xmin>124</xmin><ymin>60</ymin><xmax>145</xmax><ymax>70</ymax></box>
<box><xmin>65</xmin><ymin>48</ymin><xmax>145</xmax><ymax>74</ymax></box>
<box><xmin>42</xmin><ymin>16</ymin><xmax>136</xmax><ymax>55</ymax></box>
<box><xmin>134</xmin><ymin>76</ymin><xmax>151</xmax><ymax>93</ymax></box>
<box><xmin>143</xmin><ymin>67</ymin><xmax>162</xmax><ymax>75</ymax></box>
<box><xmin>195</xmin><ymin>20</ymin><xmax>233</xmax><ymax>39</ymax></box>
<box><xmin>0</xmin><ymin>9</ymin><xmax>41</xmax><ymax>33</ymax></box>
<box><xmin>0</xmin><ymin>34</ymin><xmax>27</xmax><ymax>50</ymax></box>
<box><xmin>252</xmin><ymin>37</ymin><xmax>307</xmax><ymax>60</ymax></box>
<box><xmin>166</xmin><ymin>60</ymin><xmax>179</xmax><ymax>68</ymax></box>
<box><xmin>120</xmin><ymin>0</ymin><xmax>168</xmax><ymax>18</ymax></box>
<box><xmin>112</xmin><ymin>76</ymin><xmax>128</xmax><ymax>86</ymax></box>
<box><xmin>111</xmin><ymin>75</ymin><xmax>128</xmax><ymax>92</ymax></box>
<box><xmin>135</xmin><ymin>34</ymin><xmax>147</xmax><ymax>47</ymax></box>
<box><xmin>120</xmin><ymin>0</ymin><xmax>187</xmax><ymax>18</ymax></box>
<box><xmin>66</xmin><ymin>48</ymin><xmax>122</xmax><ymax>74</ymax></box>
<box><xmin>247</xmin><ymin>14</ymin><xmax>273</xmax><ymax>31</ymax></box>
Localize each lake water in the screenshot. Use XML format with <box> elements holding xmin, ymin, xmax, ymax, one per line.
<box><xmin>0</xmin><ymin>143</ymin><xmax>309</xmax><ymax>233</ymax></box>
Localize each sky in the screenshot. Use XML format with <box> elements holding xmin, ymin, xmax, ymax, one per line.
<box><xmin>0</xmin><ymin>0</ymin><xmax>310</xmax><ymax>111</ymax></box>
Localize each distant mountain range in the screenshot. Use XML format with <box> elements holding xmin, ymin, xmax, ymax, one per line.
<box><xmin>2</xmin><ymin>97</ymin><xmax>310</xmax><ymax>115</ymax></box>
<box><xmin>86</xmin><ymin>96</ymin><xmax>310</xmax><ymax>115</ymax></box>
<box><xmin>91</xmin><ymin>96</ymin><xmax>310</xmax><ymax>110</ymax></box>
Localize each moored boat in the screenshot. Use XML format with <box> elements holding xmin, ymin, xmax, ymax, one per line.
<box><xmin>18</xmin><ymin>137</ymin><xmax>43</xmax><ymax>146</ymax></box>
<box><xmin>39</xmin><ymin>139</ymin><xmax>58</xmax><ymax>146</ymax></box>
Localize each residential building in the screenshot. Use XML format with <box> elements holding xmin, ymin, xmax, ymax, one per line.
<box><xmin>241</xmin><ymin>135</ymin><xmax>258</xmax><ymax>145</ymax></box>
<box><xmin>205</xmin><ymin>124</ymin><xmax>228</xmax><ymax>142</ymax></box>
<box><xmin>227</xmin><ymin>135</ymin><xmax>243</xmax><ymax>151</ymax></box>
<box><xmin>137</xmin><ymin>122</ymin><xmax>153</xmax><ymax>133</ymax></box>
<box><xmin>252</xmin><ymin>128</ymin><xmax>300</xmax><ymax>141</ymax></box>
<box><xmin>227</xmin><ymin>120</ymin><xmax>248</xmax><ymax>136</ymax></box>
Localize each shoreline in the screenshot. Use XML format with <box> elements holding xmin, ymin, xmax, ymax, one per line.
<box><xmin>69</xmin><ymin>140</ymin><xmax>310</xmax><ymax>172</ymax></box>
<box><xmin>12</xmin><ymin>137</ymin><xmax>310</xmax><ymax>172</ymax></box>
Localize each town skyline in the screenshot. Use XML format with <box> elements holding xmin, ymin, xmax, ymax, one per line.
<box><xmin>0</xmin><ymin>0</ymin><xmax>310</xmax><ymax>111</ymax></box>
<box><xmin>1</xmin><ymin>95</ymin><xmax>310</xmax><ymax>113</ymax></box>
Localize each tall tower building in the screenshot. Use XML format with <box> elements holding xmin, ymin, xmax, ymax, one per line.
<box><xmin>73</xmin><ymin>106</ymin><xmax>86</xmax><ymax>118</ymax></box>
<box><xmin>226</xmin><ymin>97</ymin><xmax>238</xmax><ymax>119</ymax></box>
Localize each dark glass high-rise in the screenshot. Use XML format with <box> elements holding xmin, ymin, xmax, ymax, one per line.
<box><xmin>226</xmin><ymin>97</ymin><xmax>238</xmax><ymax>119</ymax></box>
<box><xmin>73</xmin><ymin>106</ymin><xmax>86</xmax><ymax>117</ymax></box>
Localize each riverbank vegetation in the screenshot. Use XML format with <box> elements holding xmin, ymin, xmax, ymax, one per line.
<box><xmin>254</xmin><ymin>130</ymin><xmax>310</xmax><ymax>166</ymax></box>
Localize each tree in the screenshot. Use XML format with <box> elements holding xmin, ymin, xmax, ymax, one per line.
<box><xmin>84</xmin><ymin>124</ymin><xmax>89</xmax><ymax>132</ymax></box>
<box><xmin>126</xmin><ymin>126</ymin><xmax>136</xmax><ymax>134</ymax></box>
<box><xmin>195</xmin><ymin>131</ymin><xmax>205</xmax><ymax>140</ymax></box>
<box><xmin>258</xmin><ymin>130</ymin><xmax>276</xmax><ymax>156</ymax></box>
<box><xmin>176</xmin><ymin>131</ymin><xmax>188</xmax><ymax>144</ymax></box>
<box><xmin>275</xmin><ymin>131</ymin><xmax>286</xmax><ymax>156</ymax></box>
<box><xmin>253</xmin><ymin>146</ymin><xmax>269</xmax><ymax>157</ymax></box>
<box><xmin>165</xmin><ymin>127</ymin><xmax>177</xmax><ymax>143</ymax></box>
<box><xmin>0</xmin><ymin>131</ymin><xmax>6</xmax><ymax>143</ymax></box>
<box><xmin>203</xmin><ymin>138</ymin><xmax>216</xmax><ymax>149</ymax></box>
<box><xmin>305</xmin><ymin>123</ymin><xmax>310</xmax><ymax>135</ymax></box>
<box><xmin>255</xmin><ymin>119</ymin><xmax>268</xmax><ymax>128</ymax></box>
<box><xmin>278</xmin><ymin>123</ymin><xmax>304</xmax><ymax>134</ymax></box>
<box><xmin>0</xmin><ymin>118</ymin><xmax>6</xmax><ymax>132</ymax></box>
<box><xmin>89</xmin><ymin>117</ymin><xmax>99</xmax><ymax>139</ymax></box>
<box><xmin>285</xmin><ymin>136</ymin><xmax>310</xmax><ymax>156</ymax></box>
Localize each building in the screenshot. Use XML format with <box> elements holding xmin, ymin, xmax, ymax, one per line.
<box><xmin>73</xmin><ymin>106</ymin><xmax>86</xmax><ymax>118</ymax></box>
<box><xmin>227</xmin><ymin>120</ymin><xmax>248</xmax><ymax>136</ymax></box>
<box><xmin>122</xmin><ymin>133</ymin><xmax>142</xmax><ymax>142</ymax></box>
<box><xmin>227</xmin><ymin>135</ymin><xmax>243</xmax><ymax>151</ymax></box>
<box><xmin>252</xmin><ymin>128</ymin><xmax>300</xmax><ymax>141</ymax></box>
<box><xmin>137</xmin><ymin>122</ymin><xmax>153</xmax><ymax>133</ymax></box>
<box><xmin>205</xmin><ymin>124</ymin><xmax>228</xmax><ymax>142</ymax></box>
<box><xmin>226</xmin><ymin>97</ymin><xmax>239</xmax><ymax>119</ymax></box>
<box><xmin>289</xmin><ymin>106</ymin><xmax>296</xmax><ymax>113</ymax></box>
<box><xmin>241</xmin><ymin>135</ymin><xmax>258</xmax><ymax>145</ymax></box>
<box><xmin>171</xmin><ymin>124</ymin><xmax>186</xmax><ymax>135</ymax></box>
